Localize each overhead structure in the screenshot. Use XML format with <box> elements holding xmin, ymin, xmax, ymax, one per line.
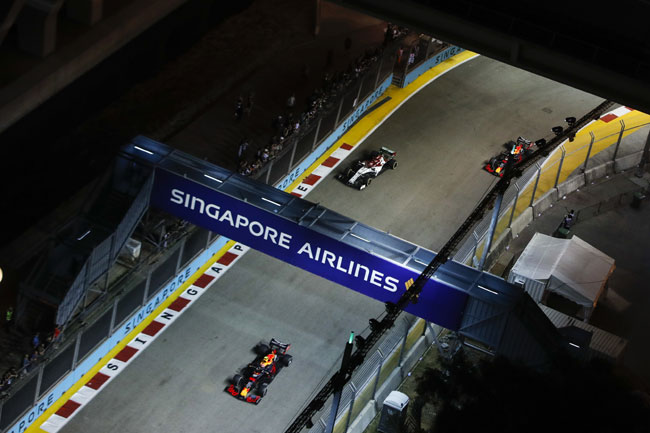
<box><xmin>330</xmin><ymin>0</ymin><xmax>650</xmax><ymax>114</ymax></box>
<box><xmin>509</xmin><ymin>233</ymin><xmax>615</xmax><ymax>322</ymax></box>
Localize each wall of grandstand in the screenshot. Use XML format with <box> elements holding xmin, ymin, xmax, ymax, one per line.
<box><xmin>1</xmin><ymin>235</ymin><xmax>228</xmax><ymax>433</ymax></box>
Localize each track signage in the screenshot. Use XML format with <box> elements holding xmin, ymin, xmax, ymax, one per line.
<box><xmin>152</xmin><ymin>169</ymin><xmax>467</xmax><ymax>330</ymax></box>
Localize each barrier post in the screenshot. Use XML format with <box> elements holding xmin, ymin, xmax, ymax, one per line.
<box><xmin>471</xmin><ymin>231</ymin><xmax>480</xmax><ymax>264</ymax></box>
<box><xmin>334</xmin><ymin>97</ymin><xmax>344</xmax><ymax>127</ymax></box>
<box><xmin>371</xmin><ymin>349</ymin><xmax>384</xmax><ymax>401</ymax></box>
<box><xmin>612</xmin><ymin>119</ymin><xmax>625</xmax><ymax>163</ymax></box>
<box><xmin>398</xmin><ymin>322</ymin><xmax>409</xmax><ymax>366</ymax></box>
<box><xmin>34</xmin><ymin>364</ymin><xmax>44</xmax><ymax>404</ymax></box>
<box><xmin>265</xmin><ymin>160</ymin><xmax>273</xmax><ymax>184</ymax></box>
<box><xmin>343</xmin><ymin>383</ymin><xmax>357</xmax><ymax>433</ymax></box>
<box><xmin>508</xmin><ymin>184</ymin><xmax>520</xmax><ymax>228</ymax></box>
<box><xmin>529</xmin><ymin>163</ymin><xmax>542</xmax><ymax>207</ymax></box>
<box><xmin>288</xmin><ymin>138</ymin><xmax>298</xmax><ymax>169</ymax></box>
<box><xmin>478</xmin><ymin>191</ymin><xmax>504</xmax><ymax>271</ymax></box>
<box><xmin>554</xmin><ymin>145</ymin><xmax>566</xmax><ymax>188</ymax></box>
<box><xmin>374</xmin><ymin>54</ymin><xmax>384</xmax><ymax>89</ymax></box>
<box><xmin>142</xmin><ymin>271</ymin><xmax>151</xmax><ymax>303</ymax></box>
<box><xmin>582</xmin><ymin>131</ymin><xmax>595</xmax><ymax>172</ymax></box>
<box><xmin>72</xmin><ymin>332</ymin><xmax>82</xmax><ymax>367</ymax></box>
<box><xmin>312</xmin><ymin>118</ymin><xmax>322</xmax><ymax>151</ymax></box>
<box><xmin>635</xmin><ymin>129</ymin><xmax>650</xmax><ymax>177</ymax></box>
<box><xmin>109</xmin><ymin>298</ymin><xmax>118</xmax><ymax>333</ymax></box>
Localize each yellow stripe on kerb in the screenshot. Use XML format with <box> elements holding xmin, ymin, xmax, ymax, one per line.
<box><xmin>284</xmin><ymin>50</ymin><xmax>479</xmax><ymax>193</ymax></box>
<box><xmin>28</xmin><ymin>240</ymin><xmax>236</xmax><ymax>433</ymax></box>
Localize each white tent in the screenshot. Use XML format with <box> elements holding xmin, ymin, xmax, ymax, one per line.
<box><xmin>508</xmin><ymin>233</ymin><xmax>615</xmax><ymax>321</ymax></box>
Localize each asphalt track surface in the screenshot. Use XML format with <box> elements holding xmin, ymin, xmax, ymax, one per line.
<box><xmin>60</xmin><ymin>56</ymin><xmax>603</xmax><ymax>433</ymax></box>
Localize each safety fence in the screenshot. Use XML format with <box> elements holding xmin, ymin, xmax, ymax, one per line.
<box><xmin>299</xmin><ymin>315</ymin><xmax>441</xmax><ymax>433</ymax></box>
<box><xmin>454</xmin><ymin>114</ymin><xmax>650</xmax><ymax>268</ymax></box>
<box><xmin>251</xmin><ymin>44</ymin><xmax>396</xmax><ymax>187</ymax></box>
<box><xmin>0</xmin><ymin>226</ymin><xmax>225</xmax><ymax>433</ymax></box>
<box><xmin>1</xmin><ymin>36</ymin><xmax>467</xmax><ymax>433</ymax></box>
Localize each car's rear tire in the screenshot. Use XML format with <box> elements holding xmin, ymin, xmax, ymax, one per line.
<box><xmin>259</xmin><ymin>383</ymin><xmax>268</xmax><ymax>397</ymax></box>
<box><xmin>256</xmin><ymin>344</ymin><xmax>270</xmax><ymax>355</ymax></box>
<box><xmin>281</xmin><ymin>354</ymin><xmax>293</xmax><ymax>367</ymax></box>
<box><xmin>388</xmin><ymin>159</ymin><xmax>398</xmax><ymax>169</ymax></box>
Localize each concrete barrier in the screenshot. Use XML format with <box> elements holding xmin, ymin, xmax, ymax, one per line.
<box><xmin>557</xmin><ymin>174</ymin><xmax>585</xmax><ymax>198</ymax></box>
<box><xmin>510</xmin><ymin>207</ymin><xmax>533</xmax><ymax>238</ymax></box>
<box><xmin>615</xmin><ymin>151</ymin><xmax>643</xmax><ymax>172</ymax></box>
<box><xmin>532</xmin><ymin>188</ymin><xmax>558</xmax><ymax>217</ymax></box>
<box><xmin>585</xmin><ymin>161</ymin><xmax>614</xmax><ymax>183</ymax></box>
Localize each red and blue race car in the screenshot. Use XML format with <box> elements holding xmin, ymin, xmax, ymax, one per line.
<box><xmin>484</xmin><ymin>136</ymin><xmax>535</xmax><ymax>177</ymax></box>
<box><xmin>227</xmin><ymin>338</ymin><xmax>292</xmax><ymax>405</ymax></box>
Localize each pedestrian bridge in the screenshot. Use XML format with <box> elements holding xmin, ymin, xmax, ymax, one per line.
<box><xmin>119</xmin><ymin>135</ymin><xmax>577</xmax><ymax>366</ymax></box>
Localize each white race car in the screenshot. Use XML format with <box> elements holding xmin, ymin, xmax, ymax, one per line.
<box><xmin>336</xmin><ymin>147</ymin><xmax>397</xmax><ymax>190</ymax></box>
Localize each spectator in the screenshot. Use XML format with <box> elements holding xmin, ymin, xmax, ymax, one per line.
<box><xmin>234</xmin><ymin>96</ymin><xmax>243</xmax><ymax>121</ymax></box>
<box><xmin>4</xmin><ymin>306</ymin><xmax>13</xmax><ymax>331</ymax></box>
<box><xmin>287</xmin><ymin>93</ymin><xmax>296</xmax><ymax>109</ymax></box>
<box><xmin>37</xmin><ymin>344</ymin><xmax>46</xmax><ymax>357</ymax></box>
<box><xmin>397</xmin><ymin>46</ymin><xmax>404</xmax><ymax>65</ymax></box>
<box><xmin>21</xmin><ymin>354</ymin><xmax>30</xmax><ymax>375</ymax></box>
<box><xmin>238</xmin><ymin>139</ymin><xmax>249</xmax><ymax>161</ymax></box>
<box><xmin>32</xmin><ymin>333</ymin><xmax>40</xmax><ymax>349</ymax></box>
<box><xmin>562</xmin><ymin>209</ymin><xmax>576</xmax><ymax>229</ymax></box>
<box><xmin>408</xmin><ymin>51</ymin><xmax>415</xmax><ymax>66</ymax></box>
<box><xmin>53</xmin><ymin>325</ymin><xmax>61</xmax><ymax>342</ymax></box>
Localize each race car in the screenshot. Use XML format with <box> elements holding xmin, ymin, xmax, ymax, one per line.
<box><xmin>484</xmin><ymin>136</ymin><xmax>534</xmax><ymax>177</ymax></box>
<box><xmin>226</xmin><ymin>338</ymin><xmax>292</xmax><ymax>405</ymax></box>
<box><xmin>336</xmin><ymin>147</ymin><xmax>398</xmax><ymax>190</ymax></box>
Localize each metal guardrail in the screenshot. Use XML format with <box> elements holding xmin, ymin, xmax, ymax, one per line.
<box><xmin>454</xmin><ymin>117</ymin><xmax>650</xmax><ymax>266</ymax></box>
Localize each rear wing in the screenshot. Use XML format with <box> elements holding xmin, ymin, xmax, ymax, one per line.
<box><xmin>270</xmin><ymin>338</ymin><xmax>291</xmax><ymax>354</ymax></box>
<box><xmin>380</xmin><ymin>146</ymin><xmax>396</xmax><ymax>156</ymax></box>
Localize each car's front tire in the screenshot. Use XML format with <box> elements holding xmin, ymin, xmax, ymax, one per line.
<box><xmin>233</xmin><ymin>374</ymin><xmax>244</xmax><ymax>390</ymax></box>
<box><xmin>358</xmin><ymin>177</ymin><xmax>372</xmax><ymax>190</ymax></box>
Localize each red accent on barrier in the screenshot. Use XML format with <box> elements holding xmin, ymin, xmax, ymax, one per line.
<box><xmin>56</xmin><ymin>400</ymin><xmax>81</xmax><ymax>418</ymax></box>
<box><xmin>600</xmin><ymin>113</ymin><xmax>617</xmax><ymax>123</ymax></box>
<box><xmin>217</xmin><ymin>252</ymin><xmax>238</xmax><ymax>266</ymax></box>
<box><xmin>340</xmin><ymin>143</ymin><xmax>353</xmax><ymax>150</ymax></box>
<box><xmin>86</xmin><ymin>372</ymin><xmax>110</xmax><ymax>390</ymax></box>
<box><xmin>291</xmin><ymin>192</ymin><xmax>302</xmax><ymax>197</ymax></box>
<box><xmin>322</xmin><ymin>157</ymin><xmax>340</xmax><ymax>167</ymax></box>
<box><xmin>142</xmin><ymin>320</ymin><xmax>165</xmax><ymax>336</ymax></box>
<box><xmin>114</xmin><ymin>345</ymin><xmax>139</xmax><ymax>363</ymax></box>
<box><xmin>193</xmin><ymin>273</ymin><xmax>215</xmax><ymax>288</ymax></box>
<box><xmin>302</xmin><ymin>174</ymin><xmax>321</xmax><ymax>185</ymax></box>
<box><xmin>168</xmin><ymin>297</ymin><xmax>191</xmax><ymax>312</ymax></box>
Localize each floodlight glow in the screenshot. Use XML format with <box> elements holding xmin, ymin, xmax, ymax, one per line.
<box><xmin>349</xmin><ymin>233</ymin><xmax>370</xmax><ymax>243</ymax></box>
<box><xmin>569</xmin><ymin>342</ymin><xmax>580</xmax><ymax>348</ymax></box>
<box><xmin>477</xmin><ymin>285</ymin><xmax>499</xmax><ymax>295</ymax></box>
<box><xmin>134</xmin><ymin>145</ymin><xmax>153</xmax><ymax>155</ymax></box>
<box><xmin>77</xmin><ymin>230</ymin><xmax>91</xmax><ymax>241</ymax></box>
<box><xmin>262</xmin><ymin>197</ymin><xmax>281</xmax><ymax>206</ymax></box>
<box><xmin>203</xmin><ymin>174</ymin><xmax>223</xmax><ymax>183</ymax></box>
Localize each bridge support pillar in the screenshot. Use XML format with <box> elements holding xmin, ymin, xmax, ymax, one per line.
<box><xmin>16</xmin><ymin>0</ymin><xmax>65</xmax><ymax>57</ymax></box>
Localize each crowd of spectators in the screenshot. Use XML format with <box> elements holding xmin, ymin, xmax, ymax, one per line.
<box><xmin>1</xmin><ymin>323</ymin><xmax>61</xmax><ymax>397</ymax></box>
<box><xmin>236</xmin><ymin>24</ymin><xmax>411</xmax><ymax>178</ymax></box>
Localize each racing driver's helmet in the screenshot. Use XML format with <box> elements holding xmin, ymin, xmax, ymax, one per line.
<box><xmin>260</xmin><ymin>354</ymin><xmax>274</xmax><ymax>367</ymax></box>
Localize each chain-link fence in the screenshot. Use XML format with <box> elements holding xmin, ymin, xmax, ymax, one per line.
<box><xmin>294</xmin><ymin>314</ymin><xmax>442</xmax><ymax>433</ymax></box>
<box><xmin>455</xmin><ymin>115</ymin><xmax>650</xmax><ymax>267</ymax></box>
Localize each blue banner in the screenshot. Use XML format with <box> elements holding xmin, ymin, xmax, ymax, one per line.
<box><xmin>151</xmin><ymin>169</ymin><xmax>468</xmax><ymax>330</ymax></box>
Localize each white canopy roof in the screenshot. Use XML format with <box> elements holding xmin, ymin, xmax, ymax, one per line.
<box><xmin>511</xmin><ymin>233</ymin><xmax>615</xmax><ymax>308</ymax></box>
